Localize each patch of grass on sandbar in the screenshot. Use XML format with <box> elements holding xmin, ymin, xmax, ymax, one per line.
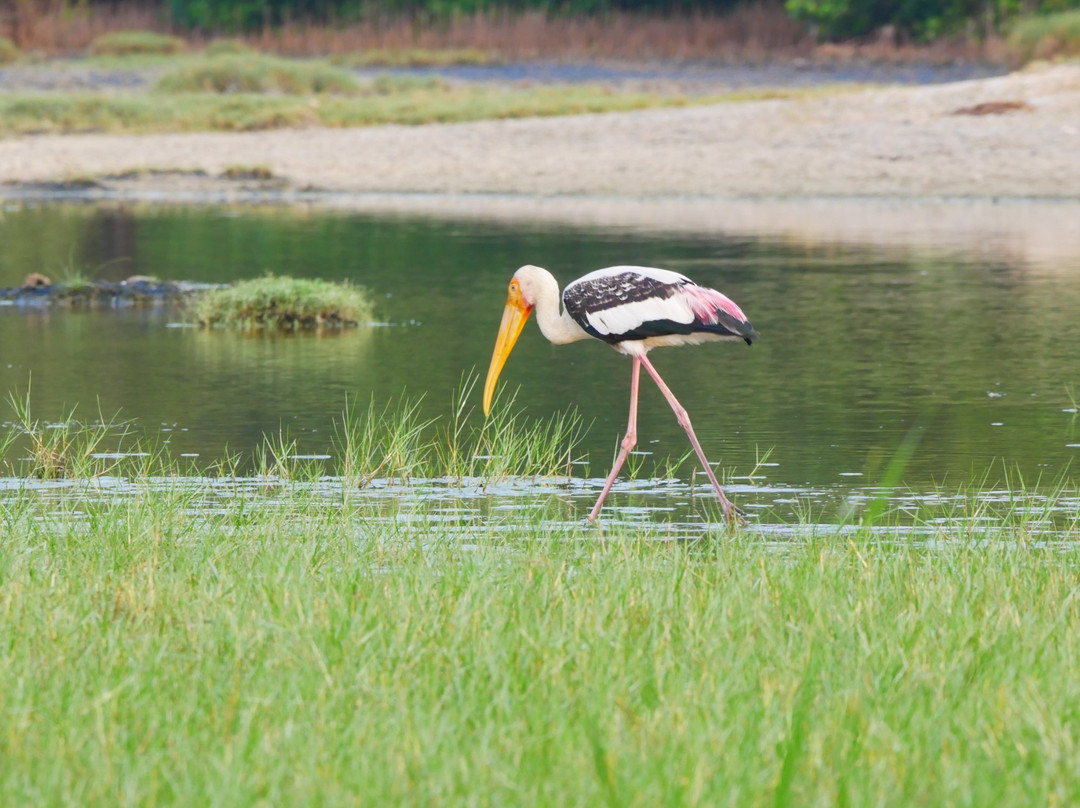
<box><xmin>88</xmin><ymin>29</ymin><xmax>187</xmax><ymax>57</ymax></box>
<box><xmin>0</xmin><ymin>85</ymin><xmax>687</xmax><ymax>134</ymax></box>
<box><xmin>192</xmin><ymin>275</ymin><xmax>375</xmax><ymax>331</ymax></box>
<box><xmin>156</xmin><ymin>54</ymin><xmax>360</xmax><ymax>95</ymax></box>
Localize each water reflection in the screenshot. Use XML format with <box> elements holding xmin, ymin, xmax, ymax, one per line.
<box><xmin>1</xmin><ymin>201</ymin><xmax>1079</xmax><ymax>500</ymax></box>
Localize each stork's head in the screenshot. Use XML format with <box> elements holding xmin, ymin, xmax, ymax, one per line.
<box><xmin>483</xmin><ymin>267</ymin><xmax>539</xmax><ymax>415</ymax></box>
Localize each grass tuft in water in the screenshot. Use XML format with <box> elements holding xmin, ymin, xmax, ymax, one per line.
<box><xmin>333</xmin><ymin>394</ymin><xmax>436</xmax><ymax>486</ymax></box>
<box><xmin>0</xmin><ymin>84</ymin><xmax>685</xmax><ymax>135</ymax></box>
<box><xmin>191</xmin><ymin>275</ymin><xmax>375</xmax><ymax>331</ymax></box>
<box><xmin>331</xmin><ymin>375</ymin><xmax>585</xmax><ymax>487</ymax></box>
<box><xmin>438</xmin><ymin>374</ymin><xmax>587</xmax><ymax>484</ymax></box>
<box><xmin>5</xmin><ymin>387</ymin><xmax>134</xmax><ymax>479</ymax></box>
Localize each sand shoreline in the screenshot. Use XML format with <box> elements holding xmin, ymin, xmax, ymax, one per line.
<box><xmin>2</xmin><ymin>63</ymin><xmax>1078</xmax><ymax>262</ymax></box>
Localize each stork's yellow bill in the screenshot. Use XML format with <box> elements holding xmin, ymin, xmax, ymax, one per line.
<box><xmin>483</xmin><ymin>278</ymin><xmax>533</xmax><ymax>415</ymax></box>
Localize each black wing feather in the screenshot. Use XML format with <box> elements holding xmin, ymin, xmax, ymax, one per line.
<box><xmin>563</xmin><ymin>271</ymin><xmax>691</xmax><ymax>343</ymax></box>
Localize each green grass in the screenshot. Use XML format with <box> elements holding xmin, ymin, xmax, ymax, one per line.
<box><xmin>0</xmin><ymin>85</ymin><xmax>687</xmax><ymax>135</ymax></box>
<box><xmin>191</xmin><ymin>275</ymin><xmax>375</xmax><ymax>330</ymax></box>
<box><xmin>88</xmin><ymin>30</ymin><xmax>187</xmax><ymax>57</ymax></box>
<box><xmin>0</xmin><ymin>36</ymin><xmax>20</xmax><ymax>65</ymax></box>
<box><xmin>156</xmin><ymin>54</ymin><xmax>360</xmax><ymax>95</ymax></box>
<box><xmin>1007</xmin><ymin>9</ymin><xmax>1080</xmax><ymax>64</ymax></box>
<box><xmin>331</xmin><ymin>47</ymin><xmax>497</xmax><ymax>67</ymax></box>
<box><xmin>1</xmin><ymin>392</ymin><xmax>1077</xmax><ymax>805</ymax></box>
<box><xmin>1</xmin><ymin>488</ymin><xmax>1080</xmax><ymax>805</ymax></box>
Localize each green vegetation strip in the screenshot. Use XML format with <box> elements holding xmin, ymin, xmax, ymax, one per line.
<box><xmin>156</xmin><ymin>54</ymin><xmax>361</xmax><ymax>94</ymax></box>
<box><xmin>1</xmin><ymin>492</ymin><xmax>1079</xmax><ymax>804</ymax></box>
<box><xmin>0</xmin><ymin>85</ymin><xmax>687</xmax><ymax>135</ymax></box>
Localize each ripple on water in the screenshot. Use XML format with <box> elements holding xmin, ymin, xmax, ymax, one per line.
<box><xmin>1</xmin><ymin>473</ymin><xmax>1076</xmax><ymax>540</ymax></box>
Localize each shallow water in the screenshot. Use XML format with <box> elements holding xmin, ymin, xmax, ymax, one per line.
<box><xmin>357</xmin><ymin>60</ymin><xmax>1005</xmax><ymax>94</ymax></box>
<box><xmin>1</xmin><ymin>201</ymin><xmax>1078</xmax><ymax>522</ymax></box>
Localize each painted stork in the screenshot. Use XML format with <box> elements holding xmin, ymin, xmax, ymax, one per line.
<box><xmin>483</xmin><ymin>264</ymin><xmax>758</xmax><ymax>524</ymax></box>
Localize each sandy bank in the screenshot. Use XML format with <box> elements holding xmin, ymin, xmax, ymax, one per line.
<box><xmin>1</xmin><ymin>63</ymin><xmax>1078</xmax><ymax>262</ymax></box>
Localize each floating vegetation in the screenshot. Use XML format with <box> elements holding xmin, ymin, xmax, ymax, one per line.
<box><xmin>88</xmin><ymin>30</ymin><xmax>187</xmax><ymax>57</ymax></box>
<box><xmin>155</xmin><ymin>54</ymin><xmax>360</xmax><ymax>95</ymax></box>
<box><xmin>191</xmin><ymin>275</ymin><xmax>375</xmax><ymax>331</ymax></box>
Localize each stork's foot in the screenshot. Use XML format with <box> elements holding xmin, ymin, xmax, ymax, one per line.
<box><xmin>721</xmin><ymin>501</ymin><xmax>747</xmax><ymax>527</ymax></box>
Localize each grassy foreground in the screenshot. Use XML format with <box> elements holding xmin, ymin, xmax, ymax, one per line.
<box><xmin>2</xmin><ymin>492</ymin><xmax>1080</xmax><ymax>806</ymax></box>
<box><xmin>1</xmin><ymin>394</ymin><xmax>1079</xmax><ymax>805</ymax></box>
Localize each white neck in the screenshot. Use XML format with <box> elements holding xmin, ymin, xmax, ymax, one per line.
<box><xmin>521</xmin><ymin>266</ymin><xmax>589</xmax><ymax>346</ymax></box>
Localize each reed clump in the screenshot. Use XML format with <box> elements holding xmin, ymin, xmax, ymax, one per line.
<box><xmin>0</xmin><ymin>83</ymin><xmax>681</xmax><ymax>135</ymax></box>
<box><xmin>88</xmin><ymin>29</ymin><xmax>186</xmax><ymax>57</ymax></box>
<box><xmin>2</xmin><ymin>388</ymin><xmax>143</xmax><ymax>480</ymax></box>
<box><xmin>192</xmin><ymin>275</ymin><xmax>375</xmax><ymax>331</ymax></box>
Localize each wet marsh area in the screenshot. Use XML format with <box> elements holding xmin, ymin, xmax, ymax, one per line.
<box><xmin>1</xmin><ymin>199</ymin><xmax>1078</xmax><ymax>531</ymax></box>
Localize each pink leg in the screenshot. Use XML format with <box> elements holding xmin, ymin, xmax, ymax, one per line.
<box><xmin>587</xmin><ymin>356</ymin><xmax>641</xmax><ymax>523</ymax></box>
<box><xmin>638</xmin><ymin>354</ymin><xmax>745</xmax><ymax>525</ymax></box>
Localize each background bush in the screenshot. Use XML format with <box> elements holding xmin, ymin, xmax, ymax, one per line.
<box><xmin>1006</xmin><ymin>8</ymin><xmax>1080</xmax><ymax>61</ymax></box>
<box><xmin>13</xmin><ymin>0</ymin><xmax>1080</xmax><ymax>45</ymax></box>
<box><xmin>165</xmin><ymin>0</ymin><xmax>750</xmax><ymax>30</ymax></box>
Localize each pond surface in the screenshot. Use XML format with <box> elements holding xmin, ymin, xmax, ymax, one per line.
<box><xmin>1</xmin><ymin>201</ymin><xmax>1078</xmax><ymax>522</ymax></box>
